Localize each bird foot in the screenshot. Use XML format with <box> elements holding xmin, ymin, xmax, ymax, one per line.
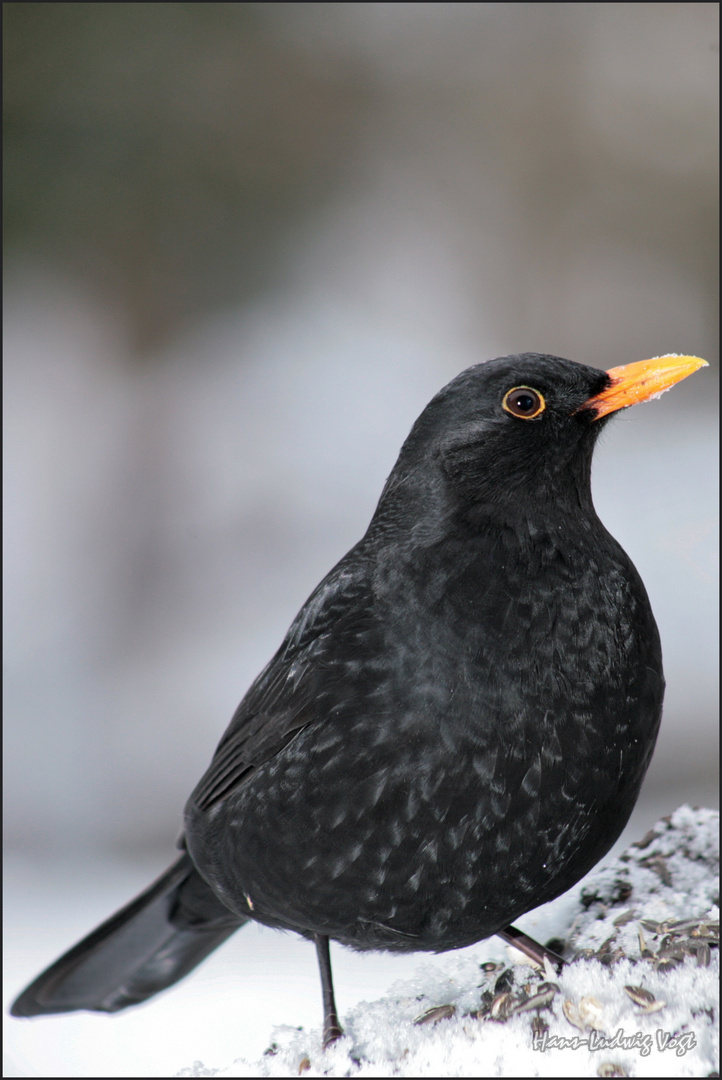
<box><xmin>497</xmin><ymin>924</ymin><xmax>565</xmax><ymax>972</ymax></box>
<box><xmin>322</xmin><ymin>1015</ymin><xmax>344</xmax><ymax>1049</ymax></box>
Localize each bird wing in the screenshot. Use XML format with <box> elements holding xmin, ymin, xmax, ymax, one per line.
<box><xmin>188</xmin><ymin>552</ymin><xmax>374</xmax><ymax>812</ymax></box>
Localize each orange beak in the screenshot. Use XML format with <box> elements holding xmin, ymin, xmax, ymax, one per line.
<box><xmin>583</xmin><ymin>355</ymin><xmax>708</xmax><ymax>419</ymax></box>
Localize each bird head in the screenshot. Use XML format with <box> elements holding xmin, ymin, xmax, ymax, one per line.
<box><xmin>375</xmin><ymin>353</ymin><xmax>706</xmax><ymax>531</ymax></box>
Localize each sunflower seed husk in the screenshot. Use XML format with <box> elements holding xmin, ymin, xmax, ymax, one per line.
<box><xmin>563</xmin><ymin>1000</ymin><xmax>585</xmax><ymax>1031</ymax></box>
<box><xmin>579</xmin><ymin>996</ymin><xmax>606</xmax><ymax>1032</ymax></box>
<box><xmin>690</xmin><ymin>923</ymin><xmax>719</xmax><ymax>940</ymax></box>
<box><xmin>573</xmin><ymin>949</ymin><xmax>596</xmax><ymax>962</ymax></box>
<box><xmin>489</xmin><ymin>989</ymin><xmax>511</xmax><ymax>1015</ymax></box>
<box><xmin>694</xmin><ymin>943</ymin><xmax>711</xmax><ymax>967</ymax></box>
<box><xmin>613</xmin><ymin>910</ymin><xmax>635</xmax><ymax>927</ymax></box>
<box><xmin>640</xmin><ymin>1000</ymin><xmax>667</xmax><ymax>1015</ymax></box>
<box><xmin>615</xmin><ymin>880</ymin><xmax>633</xmax><ymax>902</ymax></box>
<box><xmin>490</xmin><ymin>993</ymin><xmax>512</xmax><ymax>1020</ymax></box>
<box><xmin>543</xmin><ymin>956</ymin><xmax>559</xmax><ymax>982</ymax></box>
<box><xmin>504</xmin><ymin>994</ymin><xmax>528</xmax><ymax>1016</ymax></box>
<box><xmin>638</xmin><ymin>926</ymin><xmax>654</xmax><ymax>958</ymax></box>
<box><xmin>596</xmin><ymin>935</ymin><xmax>618</xmax><ymax>956</ymax></box>
<box><xmin>655</xmin><ymin>956</ymin><xmax>683</xmax><ymax>973</ymax></box>
<box><xmin>655</xmin><ymin>944</ymin><xmax>686</xmax><ymax>961</ymax></box>
<box><xmin>623</xmin><ymin>985</ymin><xmax>656</xmax><ymax>1007</ymax></box>
<box><xmin>632</xmin><ymin>829</ymin><xmax>658</xmax><ymax>850</ymax></box>
<box><xmin>507</xmin><ymin>984</ymin><xmax>558</xmax><ymax>1015</ymax></box>
<box><xmin>413</xmin><ymin>1003</ymin><xmax>456</xmax><ymax>1026</ymax></box>
<box><xmin>639</xmin><ymin>856</ymin><xmax>672</xmax><ymax>886</ymax></box>
<box><xmin>664</xmin><ymin>918</ymin><xmax>706</xmax><ymax>934</ymax></box>
<box><xmin>597</xmin><ymin>1064</ymin><xmax>628</xmax><ymax>1077</ymax></box>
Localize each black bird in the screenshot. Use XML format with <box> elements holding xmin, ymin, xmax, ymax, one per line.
<box><xmin>12</xmin><ymin>351</ymin><xmax>706</xmax><ymax>1046</ymax></box>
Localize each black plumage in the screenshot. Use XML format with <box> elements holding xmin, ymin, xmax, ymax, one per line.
<box><xmin>11</xmin><ymin>351</ymin><xmax>705</xmax><ymax>1041</ymax></box>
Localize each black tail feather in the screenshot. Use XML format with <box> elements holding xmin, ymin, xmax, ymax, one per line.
<box><xmin>11</xmin><ymin>854</ymin><xmax>247</xmax><ymax>1017</ymax></box>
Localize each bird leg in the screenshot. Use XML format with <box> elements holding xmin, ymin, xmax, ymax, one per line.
<box><xmin>497</xmin><ymin>925</ymin><xmax>565</xmax><ymax>971</ymax></box>
<box><xmin>315</xmin><ymin>934</ymin><xmax>343</xmax><ymax>1047</ymax></box>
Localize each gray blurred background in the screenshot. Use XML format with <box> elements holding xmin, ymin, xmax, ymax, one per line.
<box><xmin>4</xmin><ymin>3</ymin><xmax>719</xmax><ymax>861</ymax></box>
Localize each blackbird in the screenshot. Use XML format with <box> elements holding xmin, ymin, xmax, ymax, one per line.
<box><xmin>12</xmin><ymin>351</ymin><xmax>706</xmax><ymax>1045</ymax></box>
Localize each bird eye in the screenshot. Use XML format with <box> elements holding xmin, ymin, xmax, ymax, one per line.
<box><xmin>502</xmin><ymin>386</ymin><xmax>545</xmax><ymax>419</ymax></box>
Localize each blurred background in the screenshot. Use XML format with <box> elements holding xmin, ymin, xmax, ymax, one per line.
<box><xmin>3</xmin><ymin>5</ymin><xmax>718</xmax><ymax>1075</ymax></box>
<box><xmin>4</xmin><ymin>0</ymin><xmax>718</xmax><ymax>856</ymax></box>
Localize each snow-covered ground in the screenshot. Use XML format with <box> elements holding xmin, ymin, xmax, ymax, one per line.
<box><xmin>5</xmin><ymin>807</ymin><xmax>717</xmax><ymax>1078</ymax></box>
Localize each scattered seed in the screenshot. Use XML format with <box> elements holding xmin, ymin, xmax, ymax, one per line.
<box><xmin>543</xmin><ymin>955</ymin><xmax>559</xmax><ymax>982</ymax></box>
<box><xmin>691</xmin><ymin>923</ymin><xmax>720</xmax><ymax>940</ymax></box>
<box><xmin>298</xmin><ymin>1058</ymin><xmax>311</xmax><ymax>1074</ymax></box>
<box><xmin>597</xmin><ymin>1063</ymin><xmax>628</xmax><ymax>1077</ymax></box>
<box><xmin>505</xmin><ymin>993</ymin><xmax>529</xmax><ymax>1015</ymax></box>
<box><xmin>481</xmin><ymin>961</ymin><xmax>499</xmax><ymax>973</ymax></box>
<box><xmin>665</xmin><ymin>918</ymin><xmax>706</xmax><ymax>934</ymax></box>
<box><xmin>624</xmin><ymin>984</ymin><xmax>656</xmax><ymax>1007</ymax></box>
<box><xmin>563</xmin><ymin>999</ymin><xmax>585</xmax><ymax>1031</ymax></box>
<box><xmin>632</xmin><ymin>829</ymin><xmax>658</xmax><ymax>850</ymax></box>
<box><xmin>639</xmin><ymin>856</ymin><xmax>672</xmax><ymax>886</ymax></box>
<box><xmin>639</xmin><ymin>919</ymin><xmax>663</xmax><ymax>934</ymax></box>
<box><xmin>694</xmin><ymin>943</ymin><xmax>712</xmax><ymax>967</ymax></box>
<box><xmin>640</xmin><ymin>1000</ymin><xmax>667</xmax><ymax>1015</ymax></box>
<box><xmin>490</xmin><ymin>992</ymin><xmax>512</xmax><ymax>1020</ymax></box>
<box><xmin>655</xmin><ymin>956</ymin><xmax>683</xmax><ymax>973</ymax></box>
<box><xmin>615</xmin><ymin>880</ymin><xmax>633</xmax><ymax>902</ymax></box>
<box><xmin>581</xmin><ymin>880</ymin><xmax>632</xmax><ymax>908</ymax></box>
<box><xmin>413</xmin><ymin>1003</ymin><xmax>456</xmax><ymax>1026</ymax></box>
<box><xmin>638</xmin><ymin>925</ymin><xmax>654</xmax><ymax>958</ymax></box>
<box><xmin>579</xmin><ymin>996</ymin><xmax>606</xmax><ymax>1032</ymax></box>
<box><xmin>656</xmin><ymin>944</ymin><xmax>685</xmax><ymax>962</ymax></box>
<box><xmin>507</xmin><ymin>983</ymin><xmax>558</xmax><ymax>1014</ymax></box>
<box><xmin>573</xmin><ymin>948</ymin><xmax>596</xmax><ymax>962</ymax></box>
<box><xmin>613</xmin><ymin>910</ymin><xmax>635</xmax><ymax>927</ymax></box>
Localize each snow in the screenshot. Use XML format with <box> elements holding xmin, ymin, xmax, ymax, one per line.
<box><xmin>202</xmin><ymin>806</ymin><xmax>719</xmax><ymax>1078</ymax></box>
<box><xmin>5</xmin><ymin>807</ymin><xmax>718</xmax><ymax>1078</ymax></box>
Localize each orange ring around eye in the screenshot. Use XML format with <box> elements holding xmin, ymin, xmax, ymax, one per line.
<box><xmin>502</xmin><ymin>386</ymin><xmax>545</xmax><ymax>419</ymax></box>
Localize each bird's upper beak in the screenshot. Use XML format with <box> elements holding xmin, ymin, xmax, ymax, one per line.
<box><xmin>582</xmin><ymin>355</ymin><xmax>708</xmax><ymax>419</ymax></box>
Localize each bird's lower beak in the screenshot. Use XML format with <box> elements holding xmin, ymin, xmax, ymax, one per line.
<box><xmin>583</xmin><ymin>355</ymin><xmax>708</xmax><ymax>419</ymax></box>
